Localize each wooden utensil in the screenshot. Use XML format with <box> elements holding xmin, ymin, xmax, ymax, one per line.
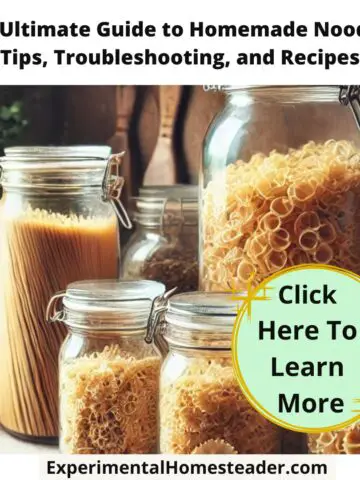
<box><xmin>143</xmin><ymin>85</ymin><xmax>182</xmax><ymax>185</ymax></box>
<box><xmin>108</xmin><ymin>86</ymin><xmax>136</xmax><ymax>198</ymax></box>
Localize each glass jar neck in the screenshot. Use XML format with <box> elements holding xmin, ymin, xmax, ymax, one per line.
<box><xmin>133</xmin><ymin>202</ymin><xmax>197</xmax><ymax>228</ymax></box>
<box><xmin>63</xmin><ymin>310</ymin><xmax>149</xmax><ymax>334</ymax></box>
<box><xmin>228</xmin><ymin>86</ymin><xmax>340</xmax><ymax>105</ymax></box>
<box><xmin>1</xmin><ymin>167</ymin><xmax>105</xmax><ymax>195</ymax></box>
<box><xmin>0</xmin><ymin>146</ymin><xmax>111</xmax><ymax>193</ymax></box>
<box><xmin>163</xmin><ymin>323</ymin><xmax>232</xmax><ymax>351</ymax></box>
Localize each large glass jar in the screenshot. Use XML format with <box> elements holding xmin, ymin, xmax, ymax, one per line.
<box><xmin>146</xmin><ymin>291</ymin><xmax>282</xmax><ymax>454</ymax></box>
<box><xmin>122</xmin><ymin>185</ymin><xmax>199</xmax><ymax>292</ymax></box>
<box><xmin>201</xmin><ymin>86</ymin><xmax>360</xmax><ymax>291</ymax></box>
<box><xmin>47</xmin><ymin>279</ymin><xmax>164</xmax><ymax>454</ymax></box>
<box><xmin>0</xmin><ymin>146</ymin><xmax>130</xmax><ymax>443</ymax></box>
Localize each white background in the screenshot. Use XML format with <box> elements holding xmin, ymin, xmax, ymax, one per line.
<box><xmin>0</xmin><ymin>0</ymin><xmax>360</xmax><ymax>84</ymax></box>
<box><xmin>0</xmin><ymin>454</ymin><xmax>338</xmax><ymax>479</ymax></box>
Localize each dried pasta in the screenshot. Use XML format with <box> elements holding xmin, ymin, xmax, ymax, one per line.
<box><xmin>202</xmin><ymin>140</ymin><xmax>360</xmax><ymax>290</ymax></box>
<box><xmin>160</xmin><ymin>357</ymin><xmax>280</xmax><ymax>454</ymax></box>
<box><xmin>0</xmin><ymin>206</ymin><xmax>118</xmax><ymax>439</ymax></box>
<box><xmin>308</xmin><ymin>424</ymin><xmax>360</xmax><ymax>454</ymax></box>
<box><xmin>60</xmin><ymin>345</ymin><xmax>160</xmax><ymax>454</ymax></box>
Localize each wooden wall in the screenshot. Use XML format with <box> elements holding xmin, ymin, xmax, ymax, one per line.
<box><xmin>0</xmin><ymin>86</ymin><xmax>225</xmax><ymax>196</ymax></box>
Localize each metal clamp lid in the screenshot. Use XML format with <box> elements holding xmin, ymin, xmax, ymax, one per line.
<box><xmin>102</xmin><ymin>152</ymin><xmax>132</xmax><ymax>230</ymax></box>
<box><xmin>339</xmin><ymin>85</ymin><xmax>360</xmax><ymax>129</ymax></box>
<box><xmin>46</xmin><ymin>291</ymin><xmax>66</xmax><ymax>322</ymax></box>
<box><xmin>145</xmin><ymin>287</ymin><xmax>177</xmax><ymax>344</ymax></box>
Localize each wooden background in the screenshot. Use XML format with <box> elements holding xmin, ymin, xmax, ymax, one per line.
<box><xmin>0</xmin><ymin>86</ymin><xmax>225</xmax><ymax>196</ymax></box>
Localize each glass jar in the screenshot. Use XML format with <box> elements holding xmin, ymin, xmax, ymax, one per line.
<box><xmin>47</xmin><ymin>279</ymin><xmax>164</xmax><ymax>454</ymax></box>
<box><xmin>0</xmin><ymin>146</ymin><xmax>131</xmax><ymax>443</ymax></box>
<box><xmin>122</xmin><ymin>185</ymin><xmax>199</xmax><ymax>292</ymax></box>
<box><xmin>201</xmin><ymin>86</ymin><xmax>360</xmax><ymax>292</ymax></box>
<box><xmin>146</xmin><ymin>291</ymin><xmax>282</xmax><ymax>454</ymax></box>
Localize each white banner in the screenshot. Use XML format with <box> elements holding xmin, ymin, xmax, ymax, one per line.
<box><xmin>0</xmin><ymin>454</ymin><xmax>340</xmax><ymax>480</ymax></box>
<box><xmin>0</xmin><ymin>0</ymin><xmax>360</xmax><ymax>84</ymax></box>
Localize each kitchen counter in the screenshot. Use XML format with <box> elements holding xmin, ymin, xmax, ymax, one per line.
<box><xmin>0</xmin><ymin>426</ymin><xmax>58</xmax><ymax>454</ymax></box>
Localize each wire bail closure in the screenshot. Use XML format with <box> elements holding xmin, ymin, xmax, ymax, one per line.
<box><xmin>145</xmin><ymin>287</ymin><xmax>177</xmax><ymax>344</ymax></box>
<box><xmin>46</xmin><ymin>291</ymin><xmax>66</xmax><ymax>322</ymax></box>
<box><xmin>102</xmin><ymin>152</ymin><xmax>132</xmax><ymax>230</ymax></box>
<box><xmin>339</xmin><ymin>85</ymin><xmax>360</xmax><ymax>129</ymax></box>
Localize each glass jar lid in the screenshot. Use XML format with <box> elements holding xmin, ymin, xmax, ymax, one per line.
<box><xmin>166</xmin><ymin>292</ymin><xmax>240</xmax><ymax>332</ymax></box>
<box><xmin>0</xmin><ymin>145</ymin><xmax>111</xmax><ymax>188</ymax></box>
<box><xmin>146</xmin><ymin>291</ymin><xmax>244</xmax><ymax>349</ymax></box>
<box><xmin>47</xmin><ymin>279</ymin><xmax>165</xmax><ymax>331</ymax></box>
<box><xmin>132</xmin><ymin>184</ymin><xmax>198</xmax><ymax>227</ymax></box>
<box><xmin>1</xmin><ymin>145</ymin><xmax>111</xmax><ymax>171</ymax></box>
<box><xmin>224</xmin><ymin>85</ymin><xmax>342</xmax><ymax>105</ymax></box>
<box><xmin>0</xmin><ymin>146</ymin><xmax>132</xmax><ymax>228</ymax></box>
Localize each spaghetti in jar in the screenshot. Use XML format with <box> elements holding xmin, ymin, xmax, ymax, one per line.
<box><xmin>47</xmin><ymin>279</ymin><xmax>164</xmax><ymax>454</ymax></box>
<box><xmin>0</xmin><ymin>146</ymin><xmax>130</xmax><ymax>443</ymax></box>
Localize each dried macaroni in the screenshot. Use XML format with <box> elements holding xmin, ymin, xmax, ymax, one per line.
<box><xmin>60</xmin><ymin>345</ymin><xmax>160</xmax><ymax>454</ymax></box>
<box><xmin>202</xmin><ymin>140</ymin><xmax>360</xmax><ymax>290</ymax></box>
<box><xmin>308</xmin><ymin>424</ymin><xmax>360</xmax><ymax>454</ymax></box>
<box><xmin>160</xmin><ymin>358</ymin><xmax>280</xmax><ymax>454</ymax></box>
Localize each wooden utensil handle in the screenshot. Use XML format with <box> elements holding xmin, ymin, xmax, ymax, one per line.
<box><xmin>116</xmin><ymin>86</ymin><xmax>136</xmax><ymax>133</ymax></box>
<box><xmin>158</xmin><ymin>85</ymin><xmax>182</xmax><ymax>138</ymax></box>
<box><xmin>109</xmin><ymin>85</ymin><xmax>137</xmax><ymax>199</ymax></box>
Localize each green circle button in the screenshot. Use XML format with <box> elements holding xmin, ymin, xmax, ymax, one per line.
<box><xmin>232</xmin><ymin>264</ymin><xmax>360</xmax><ymax>433</ymax></box>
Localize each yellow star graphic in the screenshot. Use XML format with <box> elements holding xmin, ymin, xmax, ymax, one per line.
<box><xmin>231</xmin><ymin>273</ymin><xmax>273</xmax><ymax>320</ymax></box>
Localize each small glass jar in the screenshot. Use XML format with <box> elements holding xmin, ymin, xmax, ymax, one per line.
<box><xmin>47</xmin><ymin>279</ymin><xmax>165</xmax><ymax>454</ymax></box>
<box><xmin>146</xmin><ymin>291</ymin><xmax>281</xmax><ymax>454</ymax></box>
<box><xmin>122</xmin><ymin>185</ymin><xmax>199</xmax><ymax>292</ymax></box>
<box><xmin>0</xmin><ymin>146</ymin><xmax>131</xmax><ymax>443</ymax></box>
<box><xmin>201</xmin><ymin>86</ymin><xmax>360</xmax><ymax>291</ymax></box>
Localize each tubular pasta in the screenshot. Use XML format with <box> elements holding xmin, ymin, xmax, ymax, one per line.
<box><xmin>288</xmin><ymin>248</ymin><xmax>309</xmax><ymax>266</ymax></box>
<box><xmin>270</xmin><ymin>197</ymin><xmax>294</xmax><ymax>218</ymax></box>
<box><xmin>265</xmin><ymin>250</ymin><xmax>287</xmax><ymax>271</ymax></box>
<box><xmin>294</xmin><ymin>211</ymin><xmax>321</xmax><ymax>236</ymax></box>
<box><xmin>259</xmin><ymin>212</ymin><xmax>281</xmax><ymax>232</ymax></box>
<box><xmin>236</xmin><ymin>259</ymin><xmax>255</xmax><ymax>282</ymax></box>
<box><xmin>201</xmin><ymin>140</ymin><xmax>360</xmax><ymax>291</ymax></box>
<box><xmin>288</xmin><ymin>180</ymin><xmax>317</xmax><ymax>204</ymax></box>
<box><xmin>313</xmin><ymin>243</ymin><xmax>334</xmax><ymax>264</ymax></box>
<box><xmin>247</xmin><ymin>235</ymin><xmax>268</xmax><ymax>259</ymax></box>
<box><xmin>318</xmin><ymin>221</ymin><xmax>337</xmax><ymax>244</ymax></box>
<box><xmin>298</xmin><ymin>229</ymin><xmax>319</xmax><ymax>251</ymax></box>
<box><xmin>269</xmin><ymin>229</ymin><xmax>291</xmax><ymax>252</ymax></box>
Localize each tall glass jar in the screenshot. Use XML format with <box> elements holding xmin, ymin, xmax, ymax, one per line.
<box><xmin>47</xmin><ymin>279</ymin><xmax>164</xmax><ymax>454</ymax></box>
<box><xmin>146</xmin><ymin>291</ymin><xmax>282</xmax><ymax>454</ymax></box>
<box><xmin>0</xmin><ymin>146</ymin><xmax>130</xmax><ymax>443</ymax></box>
<box><xmin>122</xmin><ymin>185</ymin><xmax>199</xmax><ymax>292</ymax></box>
<box><xmin>201</xmin><ymin>86</ymin><xmax>360</xmax><ymax>291</ymax></box>
<box><xmin>201</xmin><ymin>86</ymin><xmax>360</xmax><ymax>455</ymax></box>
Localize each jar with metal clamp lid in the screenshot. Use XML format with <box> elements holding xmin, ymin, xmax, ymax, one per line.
<box><xmin>121</xmin><ymin>185</ymin><xmax>199</xmax><ymax>292</ymax></box>
<box><xmin>145</xmin><ymin>291</ymin><xmax>282</xmax><ymax>454</ymax></box>
<box><xmin>0</xmin><ymin>146</ymin><xmax>131</xmax><ymax>443</ymax></box>
<box><xmin>47</xmin><ymin>279</ymin><xmax>165</xmax><ymax>454</ymax></box>
<box><xmin>201</xmin><ymin>85</ymin><xmax>360</xmax><ymax>292</ymax></box>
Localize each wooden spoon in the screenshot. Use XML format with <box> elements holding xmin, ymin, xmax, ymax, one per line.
<box><xmin>143</xmin><ymin>85</ymin><xmax>182</xmax><ymax>185</ymax></box>
<box><xmin>108</xmin><ymin>85</ymin><xmax>136</xmax><ymax>198</ymax></box>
